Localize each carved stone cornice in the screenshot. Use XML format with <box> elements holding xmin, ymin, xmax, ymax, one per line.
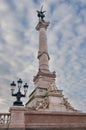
<box><xmin>47</xmin><ymin>89</ymin><xmax>63</xmax><ymax>97</ymax></box>
<box><xmin>33</xmin><ymin>70</ymin><xmax>56</xmax><ymax>82</ymax></box>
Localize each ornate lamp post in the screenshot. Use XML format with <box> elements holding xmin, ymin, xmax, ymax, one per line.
<box><xmin>10</xmin><ymin>78</ymin><xmax>28</xmax><ymax>106</ymax></box>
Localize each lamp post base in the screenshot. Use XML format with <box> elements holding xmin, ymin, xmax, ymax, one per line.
<box><xmin>9</xmin><ymin>106</ymin><xmax>26</xmax><ymax>129</ymax></box>
<box><xmin>13</xmin><ymin>101</ymin><xmax>24</xmax><ymax>106</ymax></box>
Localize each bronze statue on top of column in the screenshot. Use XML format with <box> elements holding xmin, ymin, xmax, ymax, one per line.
<box><xmin>37</xmin><ymin>6</ymin><xmax>46</xmax><ymax>20</ymax></box>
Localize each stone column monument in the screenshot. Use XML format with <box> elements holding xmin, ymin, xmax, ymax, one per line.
<box><xmin>26</xmin><ymin>7</ymin><xmax>77</xmax><ymax>112</ymax></box>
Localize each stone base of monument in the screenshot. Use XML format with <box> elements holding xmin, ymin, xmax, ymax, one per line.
<box><xmin>8</xmin><ymin>106</ymin><xmax>86</xmax><ymax>130</ymax></box>
<box><xmin>25</xmin><ymin>110</ymin><xmax>86</xmax><ymax>130</ymax></box>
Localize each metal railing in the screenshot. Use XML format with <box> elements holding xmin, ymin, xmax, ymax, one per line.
<box><xmin>0</xmin><ymin>113</ymin><xmax>10</xmax><ymax>124</ymax></box>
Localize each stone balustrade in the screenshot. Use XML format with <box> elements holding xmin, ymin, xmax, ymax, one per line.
<box><xmin>0</xmin><ymin>113</ymin><xmax>10</xmax><ymax>125</ymax></box>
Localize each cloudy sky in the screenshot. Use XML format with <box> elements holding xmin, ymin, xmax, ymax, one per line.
<box><xmin>0</xmin><ymin>0</ymin><xmax>86</xmax><ymax>113</ymax></box>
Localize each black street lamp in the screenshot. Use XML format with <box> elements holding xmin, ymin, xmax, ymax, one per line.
<box><xmin>10</xmin><ymin>78</ymin><xmax>28</xmax><ymax>106</ymax></box>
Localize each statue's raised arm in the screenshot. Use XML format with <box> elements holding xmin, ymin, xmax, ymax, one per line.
<box><xmin>37</xmin><ymin>6</ymin><xmax>46</xmax><ymax>20</ymax></box>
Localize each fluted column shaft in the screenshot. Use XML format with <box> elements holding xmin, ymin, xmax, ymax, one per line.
<box><xmin>36</xmin><ymin>20</ymin><xmax>50</xmax><ymax>72</ymax></box>
<box><xmin>39</xmin><ymin>28</ymin><xmax>48</xmax><ymax>53</ymax></box>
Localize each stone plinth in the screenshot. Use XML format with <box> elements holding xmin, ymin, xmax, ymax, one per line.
<box><xmin>9</xmin><ymin>106</ymin><xmax>26</xmax><ymax>129</ymax></box>
<box><xmin>25</xmin><ymin>110</ymin><xmax>86</xmax><ymax>129</ymax></box>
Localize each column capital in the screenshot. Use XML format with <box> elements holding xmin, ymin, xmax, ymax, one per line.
<box><xmin>36</xmin><ymin>20</ymin><xmax>50</xmax><ymax>31</ymax></box>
